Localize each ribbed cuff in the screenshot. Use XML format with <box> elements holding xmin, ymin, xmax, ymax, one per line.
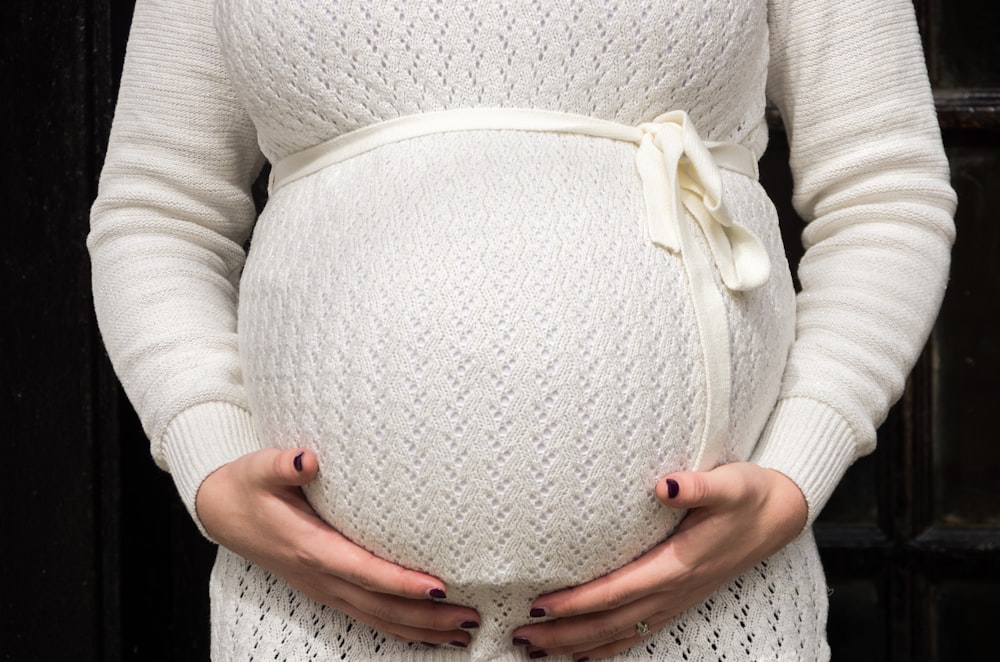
<box><xmin>750</xmin><ymin>397</ymin><xmax>858</xmax><ymax>527</ymax></box>
<box><xmin>161</xmin><ymin>401</ymin><xmax>261</xmax><ymax>539</ymax></box>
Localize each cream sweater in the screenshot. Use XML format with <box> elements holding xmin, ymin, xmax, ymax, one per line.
<box><xmin>90</xmin><ymin>1</ymin><xmax>956</xmax><ymax>660</ymax></box>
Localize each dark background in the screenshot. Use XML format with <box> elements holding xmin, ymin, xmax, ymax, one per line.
<box><xmin>2</xmin><ymin>1</ymin><xmax>998</xmax><ymax>660</ymax></box>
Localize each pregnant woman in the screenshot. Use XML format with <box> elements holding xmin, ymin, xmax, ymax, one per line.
<box><xmin>89</xmin><ymin>1</ymin><xmax>956</xmax><ymax>660</ymax></box>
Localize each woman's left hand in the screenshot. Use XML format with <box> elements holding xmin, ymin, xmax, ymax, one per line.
<box><xmin>510</xmin><ymin>462</ymin><xmax>809</xmax><ymax>660</ymax></box>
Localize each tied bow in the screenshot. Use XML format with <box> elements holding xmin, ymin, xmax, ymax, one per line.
<box><xmin>634</xmin><ymin>111</ymin><xmax>770</xmax><ymax>292</ymax></box>
<box><xmin>269</xmin><ymin>107</ymin><xmax>770</xmax><ymax>294</ymax></box>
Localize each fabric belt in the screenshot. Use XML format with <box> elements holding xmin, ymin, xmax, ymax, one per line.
<box><xmin>268</xmin><ymin>108</ymin><xmax>771</xmax><ymax>472</ymax></box>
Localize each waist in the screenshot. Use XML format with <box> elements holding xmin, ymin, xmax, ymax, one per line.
<box><xmin>269</xmin><ymin>108</ymin><xmax>756</xmax><ymax>189</ymax></box>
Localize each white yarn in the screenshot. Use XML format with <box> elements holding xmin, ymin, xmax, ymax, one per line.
<box><xmin>89</xmin><ymin>0</ymin><xmax>955</xmax><ymax>659</ymax></box>
<box><xmin>214</xmin><ymin>0</ymin><xmax>771</xmax><ymax>162</ymax></box>
<box><xmin>238</xmin><ymin>127</ymin><xmax>794</xmax><ymax>659</ymax></box>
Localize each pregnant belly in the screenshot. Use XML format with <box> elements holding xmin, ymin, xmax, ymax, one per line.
<box><xmin>238</xmin><ymin>132</ymin><xmax>789</xmax><ymax>594</ymax></box>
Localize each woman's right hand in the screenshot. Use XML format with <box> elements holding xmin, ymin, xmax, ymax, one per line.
<box><xmin>195</xmin><ymin>447</ymin><xmax>480</xmax><ymax>647</ymax></box>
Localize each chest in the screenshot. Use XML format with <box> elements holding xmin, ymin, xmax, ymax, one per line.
<box><xmin>214</xmin><ymin>0</ymin><xmax>770</xmax><ymax>155</ymax></box>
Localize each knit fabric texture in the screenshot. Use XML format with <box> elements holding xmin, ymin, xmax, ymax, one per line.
<box><xmin>89</xmin><ymin>0</ymin><xmax>956</xmax><ymax>660</ymax></box>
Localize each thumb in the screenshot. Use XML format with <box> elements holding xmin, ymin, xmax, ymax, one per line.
<box><xmin>655</xmin><ymin>464</ymin><xmax>743</xmax><ymax>508</ymax></box>
<box><xmin>250</xmin><ymin>447</ymin><xmax>319</xmax><ymax>488</ymax></box>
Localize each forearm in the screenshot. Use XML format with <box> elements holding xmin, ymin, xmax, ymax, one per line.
<box><xmin>89</xmin><ymin>0</ymin><xmax>266</xmax><ymax>529</ymax></box>
<box><xmin>756</xmin><ymin>0</ymin><xmax>956</xmax><ymax>524</ymax></box>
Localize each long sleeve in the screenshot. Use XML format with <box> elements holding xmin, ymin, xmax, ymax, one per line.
<box><xmin>752</xmin><ymin>0</ymin><xmax>957</xmax><ymax>524</ymax></box>
<box><xmin>89</xmin><ymin>0</ymin><xmax>265</xmax><ymax>531</ymax></box>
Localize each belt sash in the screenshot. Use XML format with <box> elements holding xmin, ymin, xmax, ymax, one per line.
<box><xmin>268</xmin><ymin>108</ymin><xmax>771</xmax><ymax>472</ymax></box>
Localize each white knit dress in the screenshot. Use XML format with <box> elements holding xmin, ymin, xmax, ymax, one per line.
<box><xmin>89</xmin><ymin>1</ymin><xmax>956</xmax><ymax>660</ymax></box>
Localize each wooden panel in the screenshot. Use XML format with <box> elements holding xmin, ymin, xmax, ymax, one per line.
<box><xmin>820</xmin><ymin>440</ymin><xmax>881</xmax><ymax>527</ymax></box>
<box><xmin>914</xmin><ymin>553</ymin><xmax>1000</xmax><ymax>662</ymax></box>
<box><xmin>930</xmin><ymin>133</ymin><xmax>1000</xmax><ymax>527</ymax></box>
<box><xmin>926</xmin><ymin>0</ymin><xmax>1000</xmax><ymax>88</ymax></box>
<box><xmin>930</xmin><ymin>581</ymin><xmax>998</xmax><ymax>660</ymax></box>
<box><xmin>826</xmin><ymin>576</ymin><xmax>885</xmax><ymax>662</ymax></box>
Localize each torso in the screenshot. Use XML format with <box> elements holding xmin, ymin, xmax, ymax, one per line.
<box><xmin>214</xmin><ymin>0</ymin><xmax>772</xmax><ymax>160</ymax></box>
<box><xmin>225</xmin><ymin>2</ymin><xmax>797</xmax><ymax>658</ymax></box>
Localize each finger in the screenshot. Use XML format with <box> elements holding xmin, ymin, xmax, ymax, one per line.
<box><xmin>238</xmin><ymin>449</ymin><xmax>459</xmax><ymax>602</ymax></box>
<box><xmin>513</xmin><ymin>594</ymin><xmax>667</xmax><ymax>650</ymax></box>
<box><xmin>247</xmin><ymin>447</ymin><xmax>319</xmax><ymax>487</ymax></box>
<box><xmin>305</xmin><ymin>572</ymin><xmax>480</xmax><ymax>632</ymax></box>
<box><xmin>322</xmin><ymin>593</ymin><xmax>474</xmax><ymax>648</ymax></box>
<box><xmin>654</xmin><ymin>463</ymin><xmax>750</xmax><ymax>509</ymax></box>
<box><xmin>536</xmin><ymin>601</ymin><xmax>696</xmax><ymax>658</ymax></box>
<box><xmin>529</xmin><ymin>542</ymin><xmax>684</xmax><ymax>618</ymax></box>
<box><xmin>298</xmin><ymin>525</ymin><xmax>453</xmax><ymax>602</ymax></box>
<box><xmin>564</xmin><ymin>619</ymin><xmax>667</xmax><ymax>661</ymax></box>
<box><xmin>559</xmin><ymin>610</ymin><xmax>684</xmax><ymax>660</ymax></box>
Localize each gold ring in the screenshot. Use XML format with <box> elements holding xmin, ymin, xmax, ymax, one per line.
<box><xmin>635</xmin><ymin>621</ymin><xmax>651</xmax><ymax>637</ymax></box>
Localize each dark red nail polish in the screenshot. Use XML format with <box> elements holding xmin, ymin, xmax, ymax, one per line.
<box><xmin>428</xmin><ymin>588</ymin><xmax>447</xmax><ymax>599</ymax></box>
<box><xmin>293</xmin><ymin>451</ymin><xmax>304</xmax><ymax>472</ymax></box>
<box><xmin>529</xmin><ymin>651</ymin><xmax>549</xmax><ymax>659</ymax></box>
<box><xmin>666</xmin><ymin>478</ymin><xmax>679</xmax><ymax>499</ymax></box>
<box><xmin>529</xmin><ymin>607</ymin><xmax>546</xmax><ymax>618</ymax></box>
<box><xmin>513</xmin><ymin>637</ymin><xmax>532</xmax><ymax>646</ymax></box>
<box><xmin>450</xmin><ymin>641</ymin><xmax>468</xmax><ymax>648</ymax></box>
<box><xmin>460</xmin><ymin>621</ymin><xmax>480</xmax><ymax>629</ymax></box>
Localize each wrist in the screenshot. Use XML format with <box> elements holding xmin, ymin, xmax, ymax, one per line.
<box><xmin>762</xmin><ymin>467</ymin><xmax>810</xmax><ymax>537</ymax></box>
<box><xmin>162</xmin><ymin>402</ymin><xmax>261</xmax><ymax>539</ymax></box>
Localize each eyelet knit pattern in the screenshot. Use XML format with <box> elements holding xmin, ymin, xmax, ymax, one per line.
<box><xmin>223</xmin><ymin>9</ymin><xmax>794</xmax><ymax>658</ymax></box>
<box><xmin>237</xmin><ymin>131</ymin><xmax>795</xmax><ymax>659</ymax></box>
<box><xmin>213</xmin><ymin>0</ymin><xmax>770</xmax><ymax>162</ymax></box>
<box><xmin>89</xmin><ymin>0</ymin><xmax>955</xmax><ymax>660</ymax></box>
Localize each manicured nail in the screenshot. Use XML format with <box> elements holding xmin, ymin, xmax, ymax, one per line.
<box><xmin>450</xmin><ymin>641</ymin><xmax>468</xmax><ymax>648</ymax></box>
<box><xmin>513</xmin><ymin>637</ymin><xmax>532</xmax><ymax>646</ymax></box>
<box><xmin>428</xmin><ymin>588</ymin><xmax>447</xmax><ymax>599</ymax></box>
<box><xmin>293</xmin><ymin>451</ymin><xmax>304</xmax><ymax>472</ymax></box>
<box><xmin>529</xmin><ymin>651</ymin><xmax>549</xmax><ymax>659</ymax></box>
<box><xmin>460</xmin><ymin>621</ymin><xmax>480</xmax><ymax>629</ymax></box>
<box><xmin>529</xmin><ymin>607</ymin><xmax>546</xmax><ymax>618</ymax></box>
<box><xmin>666</xmin><ymin>478</ymin><xmax>679</xmax><ymax>499</ymax></box>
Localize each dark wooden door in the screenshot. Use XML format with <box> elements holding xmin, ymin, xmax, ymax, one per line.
<box><xmin>2</xmin><ymin>1</ymin><xmax>997</xmax><ymax>660</ymax></box>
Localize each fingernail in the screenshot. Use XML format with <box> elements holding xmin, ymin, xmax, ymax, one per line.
<box><xmin>529</xmin><ymin>651</ymin><xmax>549</xmax><ymax>659</ymax></box>
<box><xmin>529</xmin><ymin>607</ymin><xmax>546</xmax><ymax>618</ymax></box>
<box><xmin>293</xmin><ymin>451</ymin><xmax>304</xmax><ymax>472</ymax></box>
<box><xmin>428</xmin><ymin>588</ymin><xmax>447</xmax><ymax>599</ymax></box>
<box><xmin>513</xmin><ymin>637</ymin><xmax>532</xmax><ymax>646</ymax></box>
<box><xmin>450</xmin><ymin>641</ymin><xmax>468</xmax><ymax>648</ymax></box>
<box><xmin>666</xmin><ymin>478</ymin><xmax>679</xmax><ymax>499</ymax></box>
<box><xmin>460</xmin><ymin>621</ymin><xmax>480</xmax><ymax>629</ymax></box>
